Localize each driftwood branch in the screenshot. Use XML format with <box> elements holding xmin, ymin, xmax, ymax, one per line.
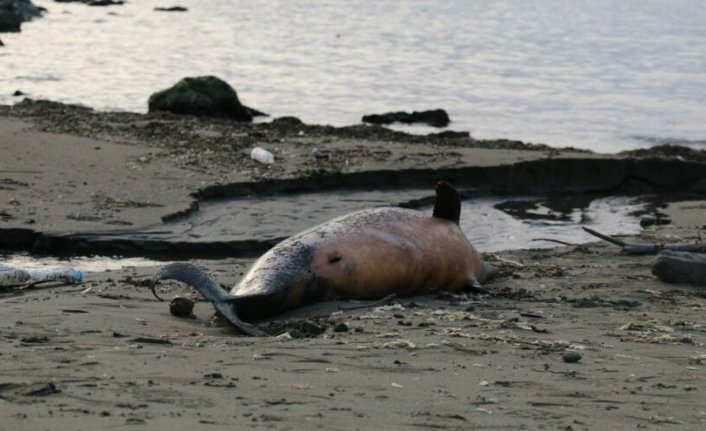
<box><xmin>582</xmin><ymin>227</ymin><xmax>706</xmax><ymax>255</ymax></box>
<box><xmin>582</xmin><ymin>228</ymin><xmax>706</xmax><ymax>286</ymax></box>
<box><xmin>532</xmin><ymin>238</ymin><xmax>579</xmax><ymax>246</ymax></box>
<box><xmin>486</xmin><ymin>254</ymin><xmax>525</xmax><ymax>268</ymax></box>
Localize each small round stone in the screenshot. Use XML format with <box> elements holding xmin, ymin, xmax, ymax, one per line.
<box><xmin>562</xmin><ymin>351</ymin><xmax>582</xmax><ymax>363</ymax></box>
<box><xmin>333</xmin><ymin>322</ymin><xmax>349</xmax><ymax>333</ymax></box>
<box><xmin>169</xmin><ymin>296</ymin><xmax>194</xmax><ymax>317</ymax></box>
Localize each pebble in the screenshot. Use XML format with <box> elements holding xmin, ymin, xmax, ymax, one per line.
<box><xmin>562</xmin><ymin>351</ymin><xmax>582</xmax><ymax>363</ymax></box>
<box><xmin>169</xmin><ymin>297</ymin><xmax>194</xmax><ymax>317</ymax></box>
<box><xmin>333</xmin><ymin>322</ymin><xmax>349</xmax><ymax>333</ymax></box>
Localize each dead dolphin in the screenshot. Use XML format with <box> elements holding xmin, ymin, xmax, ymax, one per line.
<box><xmin>151</xmin><ymin>182</ymin><xmax>496</xmax><ymax>335</ymax></box>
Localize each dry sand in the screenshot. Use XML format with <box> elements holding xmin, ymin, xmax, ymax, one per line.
<box><xmin>1</xmin><ymin>102</ymin><xmax>705</xmax><ymax>430</ymax></box>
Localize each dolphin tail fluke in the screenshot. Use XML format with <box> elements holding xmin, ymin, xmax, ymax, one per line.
<box><xmin>151</xmin><ymin>262</ymin><xmax>264</xmax><ymax>336</ymax></box>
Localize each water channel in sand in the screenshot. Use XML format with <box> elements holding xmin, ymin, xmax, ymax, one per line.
<box><xmin>167</xmin><ymin>190</ymin><xmax>646</xmax><ymax>253</ymax></box>
<box><xmin>2</xmin><ymin>190</ymin><xmax>650</xmax><ymax>270</ymax></box>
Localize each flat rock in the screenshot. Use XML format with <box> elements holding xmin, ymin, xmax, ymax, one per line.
<box><xmin>154</xmin><ymin>6</ymin><xmax>187</xmax><ymax>12</ymax></box>
<box><xmin>54</xmin><ymin>0</ymin><xmax>124</xmax><ymax>6</ymax></box>
<box><xmin>362</xmin><ymin>109</ymin><xmax>450</xmax><ymax>128</ymax></box>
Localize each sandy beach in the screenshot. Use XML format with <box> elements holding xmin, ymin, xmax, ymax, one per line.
<box><xmin>1</xmin><ymin>101</ymin><xmax>706</xmax><ymax>430</ymax></box>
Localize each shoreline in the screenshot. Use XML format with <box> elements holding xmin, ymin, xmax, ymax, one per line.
<box><xmin>1</xmin><ymin>99</ymin><xmax>705</xmax><ymax>259</ymax></box>
<box><xmin>1</xmin><ymin>99</ymin><xmax>706</xmax><ymax>429</ymax></box>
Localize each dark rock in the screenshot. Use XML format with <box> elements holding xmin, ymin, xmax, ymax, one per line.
<box><xmin>271</xmin><ymin>116</ymin><xmax>304</xmax><ymax>127</ymax></box>
<box><xmin>169</xmin><ymin>296</ymin><xmax>194</xmax><ymax>317</ymax></box>
<box><xmin>13</xmin><ymin>90</ymin><xmax>24</xmax><ymax>96</ymax></box>
<box><xmin>652</xmin><ymin>250</ymin><xmax>706</xmax><ymax>286</ymax></box>
<box><xmin>332</xmin><ymin>322</ymin><xmax>349</xmax><ymax>332</ymax></box>
<box><xmin>88</xmin><ymin>0</ymin><xmax>123</xmax><ymax>5</ymax></box>
<box><xmin>298</xmin><ymin>320</ymin><xmax>327</xmax><ymax>336</ymax></box>
<box><xmin>0</xmin><ymin>0</ymin><xmax>44</xmax><ymax>32</ymax></box>
<box><xmin>362</xmin><ymin>109</ymin><xmax>450</xmax><ymax>128</ymax></box>
<box><xmin>148</xmin><ymin>76</ymin><xmax>263</xmax><ymax>122</ymax></box>
<box><xmin>55</xmin><ymin>0</ymin><xmax>124</xmax><ymax>6</ymax></box>
<box><xmin>639</xmin><ymin>215</ymin><xmax>671</xmax><ymax>228</ymax></box>
<box><xmin>0</xmin><ymin>37</ymin><xmax>4</xmax><ymax>45</ymax></box>
<box><xmin>693</xmin><ymin>179</ymin><xmax>706</xmax><ymax>193</ymax></box>
<box><xmin>562</xmin><ymin>351</ymin><xmax>582</xmax><ymax>363</ymax></box>
<box><xmin>245</xmin><ymin>105</ymin><xmax>267</xmax><ymax>118</ymax></box>
<box><xmin>429</xmin><ymin>130</ymin><xmax>470</xmax><ymax>139</ymax></box>
<box><xmin>620</xmin><ymin>144</ymin><xmax>706</xmax><ymax>163</ymax></box>
<box><xmin>20</xmin><ymin>335</ymin><xmax>50</xmax><ymax>343</ymax></box>
<box><xmin>154</xmin><ymin>6</ymin><xmax>187</xmax><ymax>12</ymax></box>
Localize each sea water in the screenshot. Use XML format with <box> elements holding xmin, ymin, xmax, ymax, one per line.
<box><xmin>1</xmin><ymin>0</ymin><xmax>705</xmax><ymax>152</ymax></box>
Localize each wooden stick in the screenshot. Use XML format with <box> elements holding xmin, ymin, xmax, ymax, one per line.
<box><xmin>582</xmin><ymin>227</ymin><xmax>706</xmax><ymax>255</ymax></box>
<box><xmin>582</xmin><ymin>227</ymin><xmax>627</xmax><ymax>247</ymax></box>
<box><xmin>532</xmin><ymin>238</ymin><xmax>578</xmax><ymax>246</ymax></box>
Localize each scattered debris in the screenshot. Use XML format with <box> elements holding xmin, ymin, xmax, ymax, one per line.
<box><xmin>583</xmin><ymin>227</ymin><xmax>706</xmax><ymax>286</ymax></box>
<box><xmin>382</xmin><ymin>339</ymin><xmax>416</xmax><ymax>349</ymax></box>
<box><xmin>19</xmin><ymin>335</ymin><xmax>49</xmax><ymax>344</ymax></box>
<box><xmin>250</xmin><ymin>147</ymin><xmax>275</xmax><ymax>165</ymax></box>
<box><xmin>0</xmin><ymin>382</ymin><xmax>60</xmax><ymax>399</ymax></box>
<box><xmin>362</xmin><ymin>109</ymin><xmax>451</xmax><ymax>128</ymax></box>
<box><xmin>129</xmin><ymin>337</ymin><xmax>173</xmax><ymax>345</ymax></box>
<box><xmin>97</xmin><ymin>293</ymin><xmax>131</xmax><ymax>300</ymax></box>
<box><xmin>620</xmin><ymin>320</ymin><xmax>674</xmax><ymax>332</ymax></box>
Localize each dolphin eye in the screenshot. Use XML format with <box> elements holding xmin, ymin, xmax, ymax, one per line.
<box><xmin>328</xmin><ymin>253</ymin><xmax>343</xmax><ymax>264</ymax></box>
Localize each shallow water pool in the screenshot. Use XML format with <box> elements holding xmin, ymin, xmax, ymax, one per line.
<box><xmin>168</xmin><ymin>190</ymin><xmax>645</xmax><ymax>253</ymax></box>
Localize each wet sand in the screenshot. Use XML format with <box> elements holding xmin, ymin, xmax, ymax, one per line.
<box><xmin>0</xmin><ymin>100</ymin><xmax>595</xmax><ymax>235</ymax></box>
<box><xmin>1</xmin><ymin>101</ymin><xmax>706</xmax><ymax>430</ymax></box>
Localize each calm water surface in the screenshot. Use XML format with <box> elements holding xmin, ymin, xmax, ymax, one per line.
<box><xmin>172</xmin><ymin>190</ymin><xmax>644</xmax><ymax>253</ymax></box>
<box><xmin>1</xmin><ymin>0</ymin><xmax>705</xmax><ymax>152</ymax></box>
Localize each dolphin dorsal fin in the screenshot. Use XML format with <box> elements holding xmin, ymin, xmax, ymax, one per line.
<box><xmin>432</xmin><ymin>181</ymin><xmax>461</xmax><ymax>224</ymax></box>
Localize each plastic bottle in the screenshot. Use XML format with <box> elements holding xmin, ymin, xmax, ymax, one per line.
<box><xmin>0</xmin><ymin>265</ymin><xmax>84</xmax><ymax>287</ymax></box>
<box><xmin>0</xmin><ymin>268</ymin><xmax>31</xmax><ymax>286</ymax></box>
<box><xmin>250</xmin><ymin>147</ymin><xmax>275</xmax><ymax>164</ymax></box>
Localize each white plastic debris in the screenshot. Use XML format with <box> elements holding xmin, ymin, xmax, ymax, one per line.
<box><xmin>0</xmin><ymin>263</ymin><xmax>84</xmax><ymax>287</ymax></box>
<box><xmin>250</xmin><ymin>147</ymin><xmax>275</xmax><ymax>164</ymax></box>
